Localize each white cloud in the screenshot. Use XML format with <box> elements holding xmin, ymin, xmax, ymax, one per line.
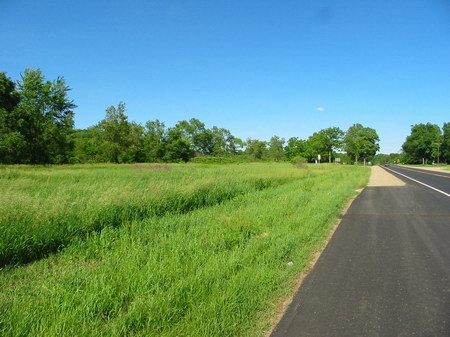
<box><xmin>316</xmin><ymin>106</ymin><xmax>325</xmax><ymax>112</ymax></box>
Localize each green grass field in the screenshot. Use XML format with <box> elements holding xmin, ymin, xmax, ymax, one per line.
<box><xmin>0</xmin><ymin>163</ymin><xmax>369</xmax><ymax>336</ymax></box>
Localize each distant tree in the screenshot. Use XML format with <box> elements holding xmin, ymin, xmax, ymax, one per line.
<box><xmin>245</xmin><ymin>139</ymin><xmax>267</xmax><ymax>160</ymax></box>
<box><xmin>284</xmin><ymin>137</ymin><xmax>306</xmax><ymax>160</ymax></box>
<box><xmin>372</xmin><ymin>153</ymin><xmax>401</xmax><ymax>165</ymax></box>
<box><xmin>267</xmin><ymin>136</ymin><xmax>286</xmax><ymax>161</ymax></box>
<box><xmin>163</xmin><ymin>127</ymin><xmax>193</xmax><ymax>162</ymax></box>
<box><xmin>304</xmin><ymin>127</ymin><xmax>344</xmax><ymax>163</ymax></box>
<box><xmin>175</xmin><ymin>118</ymin><xmax>214</xmax><ymax>155</ymax></box>
<box><xmin>441</xmin><ymin>122</ymin><xmax>450</xmax><ymax>164</ymax></box>
<box><xmin>0</xmin><ymin>69</ymin><xmax>75</xmax><ymax>164</ymax></box>
<box><xmin>344</xmin><ymin>124</ymin><xmax>380</xmax><ymax>164</ymax></box>
<box><xmin>72</xmin><ymin>127</ymin><xmax>102</xmax><ymax>163</ymax></box>
<box><xmin>210</xmin><ymin>126</ymin><xmax>243</xmax><ymax>155</ymax></box>
<box><xmin>319</xmin><ymin>127</ymin><xmax>344</xmax><ymax>163</ymax></box>
<box><xmin>97</xmin><ymin>102</ymin><xmax>144</xmax><ymax>163</ymax></box>
<box><xmin>0</xmin><ymin>72</ymin><xmax>23</xmax><ymax>163</ymax></box>
<box><xmin>143</xmin><ymin>119</ymin><xmax>166</xmax><ymax>162</ymax></box>
<box><xmin>402</xmin><ymin>123</ymin><xmax>442</xmax><ymax>164</ymax></box>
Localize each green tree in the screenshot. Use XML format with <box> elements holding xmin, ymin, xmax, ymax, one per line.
<box><xmin>143</xmin><ymin>119</ymin><xmax>166</xmax><ymax>162</ymax></box>
<box><xmin>402</xmin><ymin>123</ymin><xmax>442</xmax><ymax>164</ymax></box>
<box><xmin>344</xmin><ymin>124</ymin><xmax>380</xmax><ymax>164</ymax></box>
<box><xmin>163</xmin><ymin>127</ymin><xmax>193</xmax><ymax>162</ymax></box>
<box><xmin>0</xmin><ymin>69</ymin><xmax>75</xmax><ymax>164</ymax></box>
<box><xmin>175</xmin><ymin>118</ymin><xmax>214</xmax><ymax>155</ymax></box>
<box><xmin>318</xmin><ymin>127</ymin><xmax>344</xmax><ymax>163</ymax></box>
<box><xmin>304</xmin><ymin>127</ymin><xmax>344</xmax><ymax>163</ymax></box>
<box><xmin>267</xmin><ymin>135</ymin><xmax>286</xmax><ymax>161</ymax></box>
<box><xmin>245</xmin><ymin>139</ymin><xmax>267</xmax><ymax>160</ymax></box>
<box><xmin>441</xmin><ymin>122</ymin><xmax>450</xmax><ymax>164</ymax></box>
<box><xmin>285</xmin><ymin>137</ymin><xmax>306</xmax><ymax>160</ymax></box>
<box><xmin>97</xmin><ymin>102</ymin><xmax>144</xmax><ymax>163</ymax></box>
<box><xmin>210</xmin><ymin>126</ymin><xmax>243</xmax><ymax>156</ymax></box>
<box><xmin>0</xmin><ymin>72</ymin><xmax>23</xmax><ymax>163</ymax></box>
<box><xmin>72</xmin><ymin>127</ymin><xmax>105</xmax><ymax>163</ymax></box>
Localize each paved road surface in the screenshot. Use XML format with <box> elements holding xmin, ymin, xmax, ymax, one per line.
<box><xmin>385</xmin><ymin>165</ymin><xmax>450</xmax><ymax>196</ymax></box>
<box><xmin>271</xmin><ymin>165</ymin><xmax>450</xmax><ymax>337</ymax></box>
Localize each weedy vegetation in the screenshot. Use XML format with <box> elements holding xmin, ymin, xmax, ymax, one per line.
<box><xmin>0</xmin><ymin>163</ymin><xmax>369</xmax><ymax>336</ymax></box>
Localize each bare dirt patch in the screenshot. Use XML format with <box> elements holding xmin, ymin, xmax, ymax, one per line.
<box><xmin>368</xmin><ymin>166</ymin><xmax>405</xmax><ymax>187</ymax></box>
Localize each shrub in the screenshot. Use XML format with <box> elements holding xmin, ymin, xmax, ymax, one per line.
<box><xmin>290</xmin><ymin>156</ymin><xmax>308</xmax><ymax>168</ymax></box>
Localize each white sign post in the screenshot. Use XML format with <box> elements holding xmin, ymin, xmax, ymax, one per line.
<box><xmin>318</xmin><ymin>154</ymin><xmax>321</xmax><ymax>164</ymax></box>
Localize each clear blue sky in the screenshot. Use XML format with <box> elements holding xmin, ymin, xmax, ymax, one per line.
<box><xmin>1</xmin><ymin>0</ymin><xmax>450</xmax><ymax>153</ymax></box>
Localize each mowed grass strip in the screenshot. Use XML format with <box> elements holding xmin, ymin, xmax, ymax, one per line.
<box><xmin>0</xmin><ymin>163</ymin><xmax>303</xmax><ymax>266</ymax></box>
<box><xmin>0</xmin><ymin>164</ymin><xmax>369</xmax><ymax>337</ymax></box>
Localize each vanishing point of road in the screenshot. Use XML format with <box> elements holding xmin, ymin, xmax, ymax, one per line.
<box><xmin>271</xmin><ymin>165</ymin><xmax>450</xmax><ymax>337</ymax></box>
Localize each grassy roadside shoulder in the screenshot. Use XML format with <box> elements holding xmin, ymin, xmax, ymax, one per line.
<box><xmin>0</xmin><ymin>165</ymin><xmax>369</xmax><ymax>337</ymax></box>
<box><xmin>399</xmin><ymin>164</ymin><xmax>450</xmax><ymax>171</ymax></box>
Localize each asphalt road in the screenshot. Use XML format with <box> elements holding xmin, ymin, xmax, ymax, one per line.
<box><xmin>271</xmin><ymin>165</ymin><xmax>450</xmax><ymax>337</ymax></box>
<box><xmin>384</xmin><ymin>165</ymin><xmax>450</xmax><ymax>196</ymax></box>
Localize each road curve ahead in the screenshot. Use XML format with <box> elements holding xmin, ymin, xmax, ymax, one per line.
<box><xmin>271</xmin><ymin>165</ymin><xmax>450</xmax><ymax>337</ymax></box>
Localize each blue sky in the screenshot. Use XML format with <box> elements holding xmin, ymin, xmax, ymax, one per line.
<box><xmin>1</xmin><ymin>0</ymin><xmax>450</xmax><ymax>153</ymax></box>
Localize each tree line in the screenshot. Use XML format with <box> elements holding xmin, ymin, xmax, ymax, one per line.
<box><xmin>401</xmin><ymin>123</ymin><xmax>450</xmax><ymax>164</ymax></box>
<box><xmin>1</xmin><ymin>69</ymin><xmax>381</xmax><ymax>164</ymax></box>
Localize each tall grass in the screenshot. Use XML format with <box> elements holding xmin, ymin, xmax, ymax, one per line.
<box><xmin>0</xmin><ymin>163</ymin><xmax>306</xmax><ymax>266</ymax></box>
<box><xmin>0</xmin><ymin>163</ymin><xmax>369</xmax><ymax>336</ymax></box>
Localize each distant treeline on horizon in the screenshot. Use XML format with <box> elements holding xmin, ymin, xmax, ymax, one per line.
<box><xmin>1</xmin><ymin>69</ymin><xmax>449</xmax><ymax>165</ymax></box>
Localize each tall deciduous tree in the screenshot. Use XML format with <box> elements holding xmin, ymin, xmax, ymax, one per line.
<box><xmin>245</xmin><ymin>139</ymin><xmax>267</xmax><ymax>160</ymax></box>
<box><xmin>210</xmin><ymin>126</ymin><xmax>243</xmax><ymax>155</ymax></box>
<box><xmin>305</xmin><ymin>127</ymin><xmax>344</xmax><ymax>163</ymax></box>
<box><xmin>143</xmin><ymin>119</ymin><xmax>166</xmax><ymax>162</ymax></box>
<box><xmin>163</xmin><ymin>127</ymin><xmax>193</xmax><ymax>162</ymax></box>
<box><xmin>285</xmin><ymin>137</ymin><xmax>305</xmax><ymax>160</ymax></box>
<box><xmin>402</xmin><ymin>123</ymin><xmax>442</xmax><ymax>164</ymax></box>
<box><xmin>175</xmin><ymin>118</ymin><xmax>214</xmax><ymax>155</ymax></box>
<box><xmin>441</xmin><ymin>122</ymin><xmax>450</xmax><ymax>164</ymax></box>
<box><xmin>97</xmin><ymin>102</ymin><xmax>144</xmax><ymax>163</ymax></box>
<box><xmin>0</xmin><ymin>69</ymin><xmax>75</xmax><ymax>164</ymax></box>
<box><xmin>319</xmin><ymin>127</ymin><xmax>344</xmax><ymax>163</ymax></box>
<box><xmin>344</xmin><ymin>124</ymin><xmax>380</xmax><ymax>164</ymax></box>
<box><xmin>0</xmin><ymin>72</ymin><xmax>22</xmax><ymax>163</ymax></box>
<box><xmin>267</xmin><ymin>136</ymin><xmax>286</xmax><ymax>161</ymax></box>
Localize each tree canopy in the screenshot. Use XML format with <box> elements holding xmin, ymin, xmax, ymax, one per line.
<box><xmin>1</xmin><ymin>69</ymin><xmax>391</xmax><ymax>165</ymax></box>
<box><xmin>0</xmin><ymin>69</ymin><xmax>75</xmax><ymax>164</ymax></box>
<box><xmin>344</xmin><ymin>124</ymin><xmax>380</xmax><ymax>164</ymax></box>
<box><xmin>402</xmin><ymin>123</ymin><xmax>442</xmax><ymax>164</ymax></box>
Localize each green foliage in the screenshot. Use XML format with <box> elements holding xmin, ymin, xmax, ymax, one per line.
<box><xmin>372</xmin><ymin>153</ymin><xmax>402</xmax><ymax>165</ymax></box>
<box><xmin>290</xmin><ymin>155</ymin><xmax>308</xmax><ymax>167</ymax></box>
<box><xmin>0</xmin><ymin>69</ymin><xmax>75</xmax><ymax>164</ymax></box>
<box><xmin>402</xmin><ymin>123</ymin><xmax>442</xmax><ymax>164</ymax></box>
<box><xmin>296</xmin><ymin>128</ymin><xmax>343</xmax><ymax>163</ymax></box>
<box><xmin>1</xmin><ymin>69</ymin><xmax>385</xmax><ymax>166</ymax></box>
<box><xmin>0</xmin><ymin>164</ymin><xmax>369</xmax><ymax>336</ymax></box>
<box><xmin>285</xmin><ymin>137</ymin><xmax>306</xmax><ymax>160</ymax></box>
<box><xmin>267</xmin><ymin>136</ymin><xmax>286</xmax><ymax>161</ymax></box>
<box><xmin>344</xmin><ymin>124</ymin><xmax>380</xmax><ymax>164</ymax></box>
<box><xmin>97</xmin><ymin>102</ymin><xmax>144</xmax><ymax>163</ymax></box>
<box><xmin>440</xmin><ymin>122</ymin><xmax>450</xmax><ymax>164</ymax></box>
<box><xmin>143</xmin><ymin>119</ymin><xmax>166</xmax><ymax>162</ymax></box>
<box><xmin>245</xmin><ymin>138</ymin><xmax>268</xmax><ymax>160</ymax></box>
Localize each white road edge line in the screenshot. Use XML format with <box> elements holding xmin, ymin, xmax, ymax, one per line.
<box><xmin>382</xmin><ymin>166</ymin><xmax>450</xmax><ymax>198</ymax></box>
